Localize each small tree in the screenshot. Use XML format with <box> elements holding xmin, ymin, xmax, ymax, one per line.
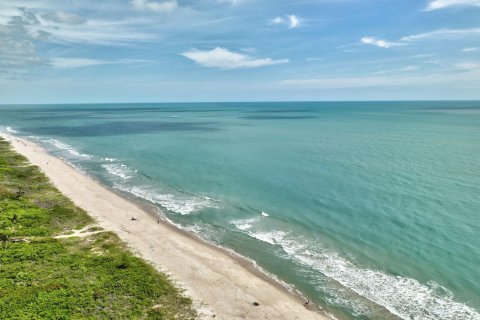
<box><xmin>13</xmin><ymin>188</ymin><xmax>25</xmax><ymax>199</ymax></box>
<box><xmin>10</xmin><ymin>213</ymin><xmax>18</xmax><ymax>223</ymax></box>
<box><xmin>0</xmin><ymin>233</ymin><xmax>8</xmax><ymax>248</ymax></box>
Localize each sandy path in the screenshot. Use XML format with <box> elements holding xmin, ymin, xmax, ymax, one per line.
<box><xmin>1</xmin><ymin>133</ymin><xmax>332</xmax><ymax>320</ymax></box>
<box><xmin>53</xmin><ymin>225</ymin><xmax>106</xmax><ymax>239</ymax></box>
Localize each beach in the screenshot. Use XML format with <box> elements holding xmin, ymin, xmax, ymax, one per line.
<box><xmin>1</xmin><ymin>133</ymin><xmax>330</xmax><ymax>320</ymax></box>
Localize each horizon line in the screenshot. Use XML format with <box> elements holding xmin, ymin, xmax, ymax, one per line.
<box><xmin>1</xmin><ymin>99</ymin><xmax>480</xmax><ymax>106</ymax></box>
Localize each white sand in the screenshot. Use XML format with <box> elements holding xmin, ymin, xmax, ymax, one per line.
<box><xmin>2</xmin><ymin>133</ymin><xmax>332</xmax><ymax>320</ymax></box>
<box><xmin>53</xmin><ymin>225</ymin><xmax>106</xmax><ymax>239</ymax></box>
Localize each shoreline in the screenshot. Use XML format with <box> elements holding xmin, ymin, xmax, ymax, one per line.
<box><xmin>1</xmin><ymin>132</ymin><xmax>332</xmax><ymax>320</ymax></box>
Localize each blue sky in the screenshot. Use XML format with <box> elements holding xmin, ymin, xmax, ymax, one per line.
<box><xmin>0</xmin><ymin>0</ymin><xmax>479</xmax><ymax>103</ymax></box>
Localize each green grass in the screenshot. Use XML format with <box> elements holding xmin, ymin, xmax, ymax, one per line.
<box><xmin>0</xmin><ymin>138</ymin><xmax>196</xmax><ymax>319</ymax></box>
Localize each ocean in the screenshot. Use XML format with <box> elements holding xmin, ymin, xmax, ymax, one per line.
<box><xmin>1</xmin><ymin>101</ymin><xmax>479</xmax><ymax>320</ymax></box>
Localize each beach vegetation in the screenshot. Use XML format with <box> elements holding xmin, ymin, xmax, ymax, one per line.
<box><xmin>0</xmin><ymin>138</ymin><xmax>196</xmax><ymax>319</ymax></box>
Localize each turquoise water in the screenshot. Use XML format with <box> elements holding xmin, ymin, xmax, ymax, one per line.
<box><xmin>1</xmin><ymin>102</ymin><xmax>479</xmax><ymax>320</ymax></box>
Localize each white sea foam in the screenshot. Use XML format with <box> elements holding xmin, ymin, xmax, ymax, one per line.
<box><xmin>302</xmin><ymin>252</ymin><xmax>480</xmax><ymax>319</ymax></box>
<box><xmin>103</xmin><ymin>157</ymin><xmax>117</xmax><ymax>162</ymax></box>
<box><xmin>186</xmin><ymin>224</ymin><xmax>203</xmax><ymax>234</ymax></box>
<box><xmin>324</xmin><ymin>292</ymin><xmax>373</xmax><ymax>319</ymax></box>
<box><xmin>102</xmin><ymin>163</ymin><xmax>135</xmax><ymax>180</ymax></box>
<box><xmin>45</xmin><ymin>138</ymin><xmax>91</xmax><ymax>159</ymax></box>
<box><xmin>116</xmin><ymin>185</ymin><xmax>213</xmax><ymax>215</ymax></box>
<box><xmin>248</xmin><ymin>230</ymin><xmax>286</xmax><ymax>246</ymax></box>
<box><xmin>231</xmin><ymin>217</ymin><xmax>286</xmax><ymax>245</ymax></box>
<box><xmin>231</xmin><ymin>218</ymin><xmax>257</xmax><ymax>231</ymax></box>
<box><xmin>231</xmin><ymin>216</ymin><xmax>480</xmax><ymax>320</ymax></box>
<box><xmin>6</xmin><ymin>126</ymin><xmax>18</xmax><ymax>133</ymax></box>
<box><xmin>261</xmin><ymin>211</ymin><xmax>269</xmax><ymax>217</ymax></box>
<box><xmin>249</xmin><ymin>230</ymin><xmax>480</xmax><ymax>320</ymax></box>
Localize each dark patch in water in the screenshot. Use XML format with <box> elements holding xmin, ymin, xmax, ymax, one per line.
<box><xmin>240</xmin><ymin>115</ymin><xmax>317</xmax><ymax>120</ymax></box>
<box><xmin>20</xmin><ymin>110</ymin><xmax>234</xmax><ymax>122</ymax></box>
<box><xmin>24</xmin><ymin>113</ymin><xmax>106</xmax><ymax>121</ymax></box>
<box><xmin>419</xmin><ymin>105</ymin><xmax>480</xmax><ymax>111</ymax></box>
<box><xmin>0</xmin><ymin>104</ymin><xmax>245</xmax><ymax>123</ymax></box>
<box><xmin>1</xmin><ymin>104</ymin><xmax>240</xmax><ymax>115</ymax></box>
<box><xmin>21</xmin><ymin>121</ymin><xmax>219</xmax><ymax>137</ymax></box>
<box><xmin>248</xmin><ymin>109</ymin><xmax>315</xmax><ymax>113</ymax></box>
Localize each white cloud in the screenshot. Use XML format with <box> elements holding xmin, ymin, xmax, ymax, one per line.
<box><xmin>29</xmin><ymin>18</ymin><xmax>157</xmax><ymax>45</ymax></box>
<box><xmin>1</xmin><ymin>6</ymin><xmax>157</xmax><ymax>48</ymax></box>
<box><xmin>50</xmin><ymin>58</ymin><xmax>151</xmax><ymax>69</ymax></box>
<box><xmin>131</xmin><ymin>0</ymin><xmax>178</xmax><ymax>13</ymax></box>
<box><xmin>0</xmin><ymin>3</ymin><xmax>166</xmax><ymax>78</ymax></box>
<box><xmin>281</xmin><ymin>70</ymin><xmax>480</xmax><ymax>89</ymax></box>
<box><xmin>0</xmin><ymin>2</ymin><xmax>45</xmax><ymax>25</ymax></box>
<box><xmin>426</xmin><ymin>0</ymin><xmax>480</xmax><ymax>11</ymax></box>
<box><xmin>283</xmin><ymin>77</ymin><xmax>404</xmax><ymax>88</ymax></box>
<box><xmin>42</xmin><ymin>11</ymin><xmax>85</xmax><ymax>25</ymax></box>
<box><xmin>356</xmin><ymin>28</ymin><xmax>480</xmax><ymax>50</ymax></box>
<box><xmin>401</xmin><ymin>28</ymin><xmax>480</xmax><ymax>41</ymax></box>
<box><xmin>51</xmin><ymin>58</ymin><xmax>107</xmax><ymax>68</ymax></box>
<box><xmin>288</xmin><ymin>15</ymin><xmax>299</xmax><ymax>28</ymax></box>
<box><xmin>463</xmin><ymin>47</ymin><xmax>480</xmax><ymax>52</ymax></box>
<box><xmin>271</xmin><ymin>17</ymin><xmax>283</xmax><ymax>24</ymax></box>
<box><xmin>181</xmin><ymin>47</ymin><xmax>288</xmax><ymax>69</ymax></box>
<box><xmin>454</xmin><ymin>61</ymin><xmax>480</xmax><ymax>70</ymax></box>
<box><xmin>239</xmin><ymin>47</ymin><xmax>257</xmax><ymax>54</ymax></box>
<box><xmin>217</xmin><ymin>0</ymin><xmax>243</xmax><ymax>5</ymax></box>
<box><xmin>403</xmin><ymin>65</ymin><xmax>420</xmax><ymax>71</ymax></box>
<box><xmin>370</xmin><ymin>65</ymin><xmax>419</xmax><ymax>75</ymax></box>
<box><xmin>0</xmin><ymin>8</ymin><xmax>46</xmax><ymax>75</ymax></box>
<box><xmin>361</xmin><ymin>36</ymin><xmax>403</xmax><ymax>48</ymax></box>
<box><xmin>270</xmin><ymin>15</ymin><xmax>300</xmax><ymax>29</ymax></box>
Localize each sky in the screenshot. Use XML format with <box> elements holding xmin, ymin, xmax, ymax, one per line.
<box><xmin>0</xmin><ymin>0</ymin><xmax>479</xmax><ymax>103</ymax></box>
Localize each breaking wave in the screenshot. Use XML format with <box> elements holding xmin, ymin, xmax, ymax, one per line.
<box><xmin>115</xmin><ymin>184</ymin><xmax>215</xmax><ymax>215</ymax></box>
<box><xmin>231</xmin><ymin>219</ymin><xmax>480</xmax><ymax>320</ymax></box>
<box><xmin>102</xmin><ymin>163</ymin><xmax>136</xmax><ymax>180</ymax></box>
<box><xmin>44</xmin><ymin>138</ymin><xmax>92</xmax><ymax>159</ymax></box>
